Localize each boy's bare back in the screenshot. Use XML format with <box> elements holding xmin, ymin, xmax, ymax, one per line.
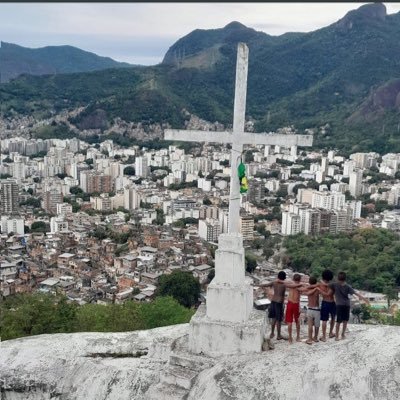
<box><xmin>308</xmin><ymin>289</ymin><xmax>320</xmax><ymax>308</ymax></box>
<box><xmin>287</xmin><ymin>287</ymin><xmax>301</xmax><ymax>303</ymax></box>
<box><xmin>319</xmin><ymin>281</ymin><xmax>334</xmax><ymax>302</ymax></box>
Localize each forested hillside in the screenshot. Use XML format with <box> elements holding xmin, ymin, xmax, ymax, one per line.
<box><xmin>1</xmin><ymin>3</ymin><xmax>400</xmax><ymax>152</ymax></box>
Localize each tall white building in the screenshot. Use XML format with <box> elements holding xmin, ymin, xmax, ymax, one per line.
<box><xmin>1</xmin><ymin>216</ymin><xmax>24</xmax><ymax>235</ymax></box>
<box><xmin>135</xmin><ymin>157</ymin><xmax>149</xmax><ymax>178</ymax></box>
<box><xmin>56</xmin><ymin>203</ymin><xmax>73</xmax><ymax>216</ymax></box>
<box><xmin>50</xmin><ymin>216</ymin><xmax>69</xmax><ymax>234</ymax></box>
<box><xmin>312</xmin><ymin>191</ymin><xmax>345</xmax><ymax>210</ymax></box>
<box><xmin>124</xmin><ymin>186</ymin><xmax>141</xmax><ymax>210</ymax></box>
<box><xmin>198</xmin><ymin>219</ymin><xmax>220</xmax><ymax>243</ymax></box>
<box><xmin>349</xmin><ymin>169</ymin><xmax>363</xmax><ymax>198</ymax></box>
<box><xmin>0</xmin><ymin>179</ymin><xmax>19</xmax><ymax>214</ymax></box>
<box><xmin>281</xmin><ymin>211</ymin><xmax>301</xmax><ymax>236</ymax></box>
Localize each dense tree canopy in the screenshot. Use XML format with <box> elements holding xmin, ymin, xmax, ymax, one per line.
<box><xmin>157</xmin><ymin>271</ymin><xmax>200</xmax><ymax>308</ymax></box>
<box><xmin>0</xmin><ymin>293</ymin><xmax>193</xmax><ymax>341</ymax></box>
<box><xmin>283</xmin><ymin>228</ymin><xmax>400</xmax><ymax>293</ymax></box>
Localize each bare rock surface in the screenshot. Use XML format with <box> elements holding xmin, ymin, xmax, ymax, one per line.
<box><xmin>1</xmin><ymin>323</ymin><xmax>399</xmax><ymax>400</ymax></box>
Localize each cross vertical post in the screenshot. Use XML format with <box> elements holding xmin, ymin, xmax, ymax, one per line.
<box><xmin>228</xmin><ymin>43</ymin><xmax>248</xmax><ymax>234</ymax></box>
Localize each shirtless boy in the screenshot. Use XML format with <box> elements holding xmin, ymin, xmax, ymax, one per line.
<box><xmin>305</xmin><ymin>276</ymin><xmax>321</xmax><ymax>345</ymax></box>
<box><xmin>260</xmin><ymin>271</ymin><xmax>303</xmax><ymax>341</ymax></box>
<box><xmin>319</xmin><ymin>269</ymin><xmax>336</xmax><ymax>341</ymax></box>
<box><xmin>330</xmin><ymin>271</ymin><xmax>370</xmax><ymax>341</ymax></box>
<box><xmin>284</xmin><ymin>273</ymin><xmax>303</xmax><ymax>344</ymax></box>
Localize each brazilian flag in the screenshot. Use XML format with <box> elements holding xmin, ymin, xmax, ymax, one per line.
<box><xmin>238</xmin><ymin>162</ymin><xmax>248</xmax><ymax>194</ymax></box>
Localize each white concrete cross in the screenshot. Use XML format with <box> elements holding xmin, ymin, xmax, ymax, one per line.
<box><xmin>165</xmin><ymin>43</ymin><xmax>313</xmax><ymax>234</ymax></box>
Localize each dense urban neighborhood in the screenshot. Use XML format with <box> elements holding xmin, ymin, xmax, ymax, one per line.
<box><xmin>1</xmin><ymin>114</ymin><xmax>399</xmax><ymax>317</ymax></box>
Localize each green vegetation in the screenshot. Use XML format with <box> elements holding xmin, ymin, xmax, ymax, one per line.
<box><xmin>34</xmin><ymin>122</ymin><xmax>75</xmax><ymax>140</ymax></box>
<box><xmin>2</xmin><ymin>4</ymin><xmax>400</xmax><ymax>152</ymax></box>
<box><xmin>30</xmin><ymin>221</ymin><xmax>49</xmax><ymax>233</ymax></box>
<box><xmin>283</xmin><ymin>228</ymin><xmax>400</xmax><ymax>293</ymax></box>
<box><xmin>0</xmin><ymin>293</ymin><xmax>194</xmax><ymax>341</ymax></box>
<box><xmin>157</xmin><ymin>270</ymin><xmax>201</xmax><ymax>308</ymax></box>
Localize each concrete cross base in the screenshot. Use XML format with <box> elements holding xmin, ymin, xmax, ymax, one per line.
<box><xmin>189</xmin><ymin>304</ymin><xmax>267</xmax><ymax>357</ymax></box>
<box><xmin>206</xmin><ymin>279</ymin><xmax>253</xmax><ymax>322</ymax></box>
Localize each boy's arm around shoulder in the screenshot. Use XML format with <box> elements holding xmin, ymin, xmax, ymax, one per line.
<box><xmin>259</xmin><ymin>281</ymin><xmax>274</xmax><ymax>288</ymax></box>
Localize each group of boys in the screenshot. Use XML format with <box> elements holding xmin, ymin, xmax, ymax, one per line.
<box><xmin>260</xmin><ymin>269</ymin><xmax>369</xmax><ymax>345</ymax></box>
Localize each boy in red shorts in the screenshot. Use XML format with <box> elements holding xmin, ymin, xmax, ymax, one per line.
<box><xmin>284</xmin><ymin>273</ymin><xmax>303</xmax><ymax>344</ymax></box>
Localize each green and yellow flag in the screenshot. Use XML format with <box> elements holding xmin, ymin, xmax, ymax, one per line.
<box><xmin>238</xmin><ymin>162</ymin><xmax>248</xmax><ymax>194</ymax></box>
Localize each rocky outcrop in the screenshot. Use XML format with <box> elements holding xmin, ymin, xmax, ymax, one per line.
<box><xmin>1</xmin><ymin>323</ymin><xmax>399</xmax><ymax>399</ymax></box>
<box><xmin>336</xmin><ymin>3</ymin><xmax>386</xmax><ymax>31</ymax></box>
<box><xmin>348</xmin><ymin>79</ymin><xmax>400</xmax><ymax>124</ymax></box>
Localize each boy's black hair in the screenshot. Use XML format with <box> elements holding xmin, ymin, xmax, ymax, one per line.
<box><xmin>322</xmin><ymin>269</ymin><xmax>334</xmax><ymax>282</ymax></box>
<box><xmin>278</xmin><ymin>271</ymin><xmax>287</xmax><ymax>280</ymax></box>
<box><xmin>338</xmin><ymin>271</ymin><xmax>346</xmax><ymax>281</ymax></box>
<box><xmin>309</xmin><ymin>276</ymin><xmax>317</xmax><ymax>285</ymax></box>
<box><xmin>293</xmin><ymin>273</ymin><xmax>301</xmax><ymax>282</ymax></box>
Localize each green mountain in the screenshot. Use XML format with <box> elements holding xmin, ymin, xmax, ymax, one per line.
<box><xmin>0</xmin><ymin>41</ymin><xmax>131</xmax><ymax>83</ymax></box>
<box><xmin>1</xmin><ymin>3</ymin><xmax>400</xmax><ymax>153</ymax></box>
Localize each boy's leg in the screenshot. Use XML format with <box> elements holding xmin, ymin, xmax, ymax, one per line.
<box><xmin>329</xmin><ymin>303</ymin><xmax>337</xmax><ymax>338</ymax></box>
<box><xmin>335</xmin><ymin>321</ymin><xmax>341</xmax><ymax>341</ymax></box>
<box><xmin>329</xmin><ymin>318</ymin><xmax>336</xmax><ymax>338</ymax></box>
<box><xmin>342</xmin><ymin>321</ymin><xmax>348</xmax><ymax>339</ymax></box>
<box><xmin>287</xmin><ymin>322</ymin><xmax>293</xmax><ymax>343</ymax></box>
<box><xmin>268</xmin><ymin>303</ymin><xmax>277</xmax><ymax>338</ymax></box>
<box><xmin>306</xmin><ymin>313</ymin><xmax>313</xmax><ymax>344</ymax></box>
<box><xmin>285</xmin><ymin>303</ymin><xmax>293</xmax><ymax>343</ymax></box>
<box><xmin>321</xmin><ymin>321</ymin><xmax>327</xmax><ymax>341</ymax></box>
<box><xmin>276</xmin><ymin>303</ymin><xmax>284</xmax><ymax>339</ymax></box>
<box><xmin>320</xmin><ymin>302</ymin><xmax>327</xmax><ymax>341</ymax></box>
<box><xmin>313</xmin><ymin>311</ymin><xmax>320</xmax><ymax>342</ymax></box>
<box><xmin>270</xmin><ymin>319</ymin><xmax>276</xmax><ymax>338</ymax></box>
<box><xmin>313</xmin><ymin>326</ymin><xmax>320</xmax><ymax>342</ymax></box>
<box><xmin>295</xmin><ymin>320</ymin><xmax>301</xmax><ymax>341</ymax></box>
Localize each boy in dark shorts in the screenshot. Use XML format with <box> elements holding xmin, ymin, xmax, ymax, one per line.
<box><xmin>261</xmin><ymin>271</ymin><xmax>286</xmax><ymax>340</ymax></box>
<box><xmin>319</xmin><ymin>269</ymin><xmax>336</xmax><ymax>341</ymax></box>
<box><xmin>330</xmin><ymin>271</ymin><xmax>369</xmax><ymax>341</ymax></box>
<box><xmin>260</xmin><ymin>271</ymin><xmax>303</xmax><ymax>341</ymax></box>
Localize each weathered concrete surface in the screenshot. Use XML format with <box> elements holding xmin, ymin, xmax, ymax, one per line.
<box><xmin>1</xmin><ymin>323</ymin><xmax>399</xmax><ymax>400</ymax></box>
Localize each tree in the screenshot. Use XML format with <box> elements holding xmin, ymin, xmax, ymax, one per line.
<box><xmin>245</xmin><ymin>254</ymin><xmax>257</xmax><ymax>273</ymax></box>
<box><xmin>383</xmin><ymin>286</ymin><xmax>399</xmax><ymax>308</ymax></box>
<box><xmin>203</xmin><ymin>197</ymin><xmax>212</xmax><ymax>205</ymax></box>
<box><xmin>30</xmin><ymin>221</ymin><xmax>48</xmax><ymax>233</ymax></box>
<box><xmin>157</xmin><ymin>271</ymin><xmax>200</xmax><ymax>308</ymax></box>
<box><xmin>123</xmin><ymin>166</ymin><xmax>135</xmax><ymax>176</ymax></box>
<box><xmin>153</xmin><ymin>209</ymin><xmax>165</xmax><ymax>226</ymax></box>
<box><xmin>70</xmin><ymin>186</ymin><xmax>84</xmax><ymax>195</ymax></box>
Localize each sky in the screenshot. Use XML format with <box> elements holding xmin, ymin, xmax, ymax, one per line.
<box><xmin>1</xmin><ymin>2</ymin><xmax>400</xmax><ymax>65</ymax></box>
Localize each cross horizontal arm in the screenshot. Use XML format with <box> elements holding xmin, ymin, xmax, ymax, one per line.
<box><xmin>164</xmin><ymin>129</ymin><xmax>232</xmax><ymax>143</ymax></box>
<box><xmin>164</xmin><ymin>129</ymin><xmax>313</xmax><ymax>147</ymax></box>
<box><xmin>239</xmin><ymin>132</ymin><xmax>313</xmax><ymax>147</ymax></box>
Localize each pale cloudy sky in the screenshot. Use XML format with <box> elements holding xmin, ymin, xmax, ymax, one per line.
<box><xmin>1</xmin><ymin>2</ymin><xmax>400</xmax><ymax>65</ymax></box>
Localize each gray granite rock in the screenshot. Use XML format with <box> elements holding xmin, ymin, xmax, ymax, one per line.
<box><xmin>0</xmin><ymin>324</ymin><xmax>399</xmax><ymax>400</ymax></box>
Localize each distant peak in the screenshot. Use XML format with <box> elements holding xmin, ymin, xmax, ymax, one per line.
<box><xmin>223</xmin><ymin>21</ymin><xmax>248</xmax><ymax>30</ymax></box>
<box><xmin>337</xmin><ymin>3</ymin><xmax>386</xmax><ymax>30</ymax></box>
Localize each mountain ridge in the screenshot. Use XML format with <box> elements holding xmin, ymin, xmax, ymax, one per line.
<box><xmin>0</xmin><ymin>41</ymin><xmax>132</xmax><ymax>83</ymax></box>
<box><xmin>1</xmin><ymin>3</ymin><xmax>400</xmax><ymax>153</ymax></box>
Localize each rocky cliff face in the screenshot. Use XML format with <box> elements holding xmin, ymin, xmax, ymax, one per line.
<box><xmin>0</xmin><ymin>323</ymin><xmax>399</xmax><ymax>399</ymax></box>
